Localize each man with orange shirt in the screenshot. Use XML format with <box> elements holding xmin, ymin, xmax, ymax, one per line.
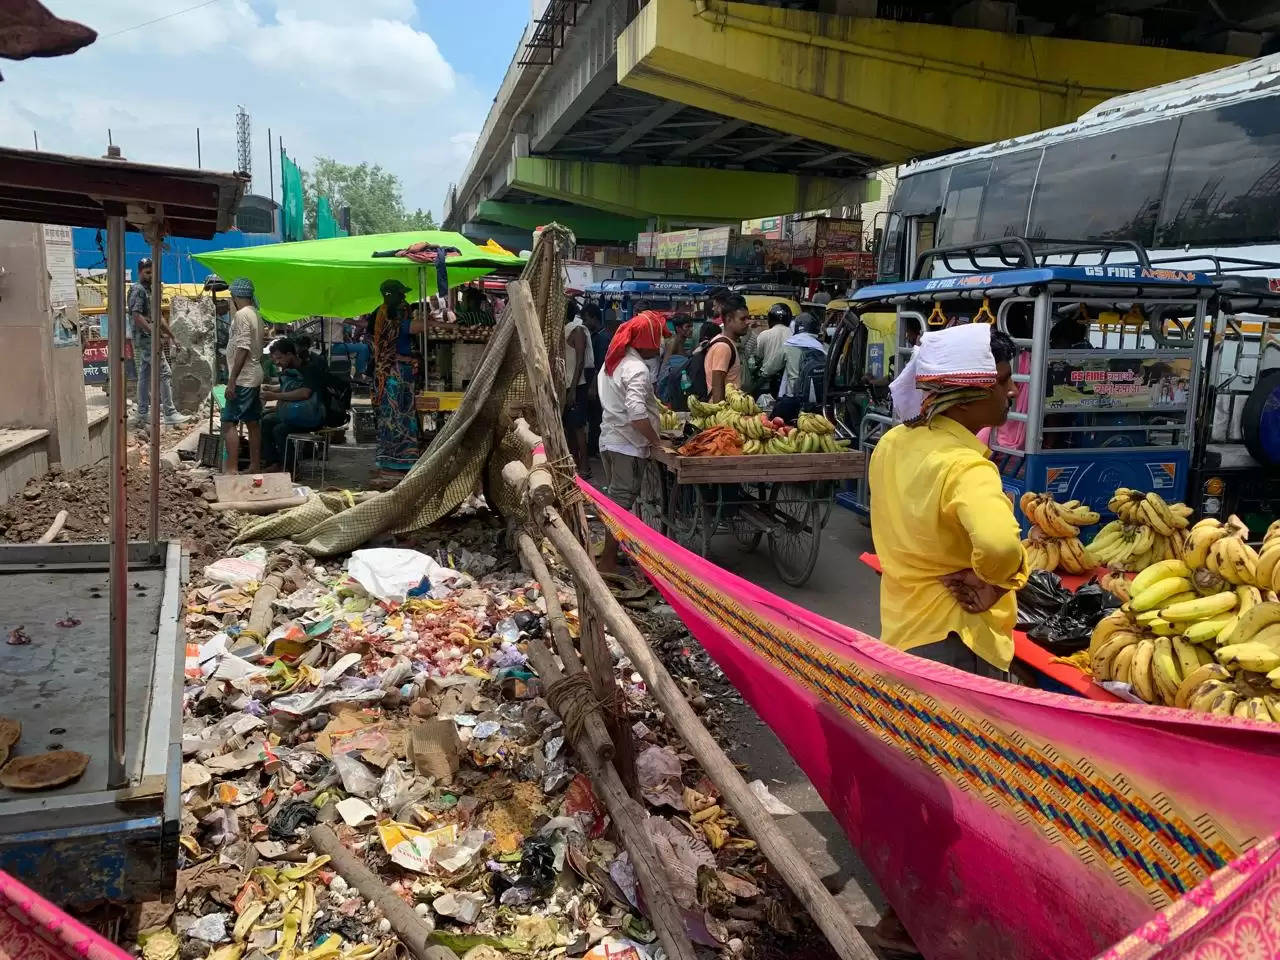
<box><xmin>705</xmin><ymin>293</ymin><xmax>750</xmax><ymax>403</ymax></box>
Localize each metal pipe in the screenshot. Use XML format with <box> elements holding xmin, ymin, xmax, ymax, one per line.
<box><xmin>106</xmin><ymin>215</ymin><xmax>129</xmax><ymax>789</ymax></box>
<box><xmin>1024</xmin><ymin>291</ymin><xmax>1051</xmax><ymax>456</ymax></box>
<box><xmin>149</xmin><ymin>235</ymin><xmax>162</xmax><ymax>554</ymax></box>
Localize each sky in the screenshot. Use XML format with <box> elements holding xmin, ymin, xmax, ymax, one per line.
<box><xmin>0</xmin><ymin>0</ymin><xmax>532</xmax><ymax>216</ymax></box>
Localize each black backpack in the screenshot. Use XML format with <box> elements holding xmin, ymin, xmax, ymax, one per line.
<box><xmin>794</xmin><ymin>347</ymin><xmax>826</xmax><ymax>407</ymax></box>
<box><xmin>686</xmin><ymin>336</ymin><xmax>737</xmax><ymax>402</ymax></box>
<box><xmin>313</xmin><ymin>363</ymin><xmax>352</xmax><ymax>428</ymax></box>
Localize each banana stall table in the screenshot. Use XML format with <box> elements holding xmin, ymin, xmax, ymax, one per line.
<box><xmin>636</xmin><ymin>443</ymin><xmax>865</xmax><ymax>587</ymax></box>
<box><xmin>858</xmin><ymin>552</ymin><xmax>1122</xmax><ymax>701</ymax></box>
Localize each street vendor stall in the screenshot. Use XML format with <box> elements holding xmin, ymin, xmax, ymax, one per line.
<box><xmin>832</xmin><ymin>238</ymin><xmax>1215</xmax><ymax>523</ymax></box>
<box><xmin>0</xmin><ymin>146</ymin><xmax>246</xmax><ymax>905</ymax></box>
<box><xmin>194</xmin><ymin>231</ymin><xmax>526</xmax><ymax>451</ymax></box>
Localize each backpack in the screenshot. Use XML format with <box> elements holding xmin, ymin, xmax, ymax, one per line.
<box><xmin>313</xmin><ymin>362</ymin><xmax>352</xmax><ymax>428</ymax></box>
<box><xmin>686</xmin><ymin>336</ymin><xmax>737</xmax><ymax>403</ymax></box>
<box><xmin>794</xmin><ymin>347</ymin><xmax>827</xmax><ymax>408</ymax></box>
<box><xmin>658</xmin><ymin>355</ymin><xmax>691</xmax><ymax>408</ymax></box>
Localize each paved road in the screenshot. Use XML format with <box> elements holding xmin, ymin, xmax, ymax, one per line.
<box><xmin>696</xmin><ymin>505</ymin><xmax>889</xmax><ymax>928</ymax></box>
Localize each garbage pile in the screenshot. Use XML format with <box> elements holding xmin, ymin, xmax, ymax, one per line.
<box><xmin>1</xmin><ymin>456</ymin><xmax>235</xmax><ymax>569</ymax></box>
<box><xmin>148</xmin><ymin>516</ymin><xmax>813</xmax><ymax>960</ymax></box>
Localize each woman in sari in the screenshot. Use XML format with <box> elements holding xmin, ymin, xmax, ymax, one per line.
<box><xmin>371</xmin><ymin>278</ymin><xmax>424</xmax><ymax>480</ymax></box>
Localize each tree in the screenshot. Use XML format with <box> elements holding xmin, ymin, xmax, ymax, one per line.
<box><xmin>300</xmin><ymin>157</ymin><xmax>436</xmax><ymax>237</ymax></box>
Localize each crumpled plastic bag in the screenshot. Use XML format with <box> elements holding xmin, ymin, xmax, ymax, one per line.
<box><xmin>1026</xmin><ymin>581</ymin><xmax>1121</xmax><ymax>654</ymax></box>
<box><xmin>636</xmin><ymin>745</ymin><xmax>684</xmax><ymax>810</ymax></box>
<box><xmin>1015</xmin><ymin>570</ymin><xmax>1074</xmax><ymax>630</ymax></box>
<box><xmin>203</xmin><ymin>547</ymin><xmax>268</xmax><ymax>587</ymax></box>
<box><xmin>347</xmin><ymin>548</ymin><xmax>472</xmax><ymax>602</ymax></box>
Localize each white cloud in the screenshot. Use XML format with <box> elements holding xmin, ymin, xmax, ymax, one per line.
<box><xmin>246</xmin><ymin>14</ymin><xmax>455</xmax><ymax>102</ymax></box>
<box><xmin>0</xmin><ymin>0</ymin><xmax>483</xmax><ymax>214</ymax></box>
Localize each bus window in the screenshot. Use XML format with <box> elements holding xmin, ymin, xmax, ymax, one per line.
<box><xmin>1156</xmin><ymin>99</ymin><xmax>1280</xmax><ymax>248</ymax></box>
<box><xmin>878</xmin><ymin>211</ymin><xmax>904</xmax><ymax>281</ymax></box>
<box><xmin>938</xmin><ymin>159</ymin><xmax>990</xmax><ymax>245</ymax></box>
<box><xmin>1028</xmin><ymin>120</ymin><xmax>1178</xmax><ymax>245</ymax></box>
<box><xmin>976</xmin><ymin>149</ymin><xmax>1040</xmax><ymax>240</ymax></box>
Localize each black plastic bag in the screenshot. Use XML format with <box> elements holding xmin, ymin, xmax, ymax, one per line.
<box><xmin>268</xmin><ymin>799</ymin><xmax>318</xmax><ymax>840</ymax></box>
<box><xmin>1026</xmin><ymin>581</ymin><xmax>1121</xmax><ymax>654</ymax></box>
<box><xmin>1015</xmin><ymin>570</ymin><xmax>1074</xmax><ymax>630</ymax></box>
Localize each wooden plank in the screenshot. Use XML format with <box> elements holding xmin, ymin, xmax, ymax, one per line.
<box><xmin>212</xmin><ymin>472</ymin><xmax>294</xmax><ymax>503</ymax></box>
<box><xmin>661</xmin><ymin>450</ymin><xmax>865</xmax><ymax>484</ymax></box>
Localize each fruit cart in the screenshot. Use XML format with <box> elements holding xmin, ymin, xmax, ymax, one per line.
<box><xmin>637</xmin><ymin>444</ymin><xmax>865</xmax><ymax>586</ymax></box>
<box><xmin>835</xmin><ymin>237</ymin><xmax>1217</xmax><ymax>528</ymax></box>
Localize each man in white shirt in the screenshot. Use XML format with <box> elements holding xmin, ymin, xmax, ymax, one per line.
<box><xmin>596</xmin><ymin>311</ymin><xmax>665</xmax><ymax>572</ymax></box>
<box><xmin>222</xmin><ymin>277</ymin><xmax>265</xmax><ymax>474</ymax></box>
<box><xmin>753</xmin><ymin>302</ymin><xmax>793</xmax><ymax>394</ymax></box>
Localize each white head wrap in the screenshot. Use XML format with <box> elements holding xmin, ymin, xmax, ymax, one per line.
<box><xmin>889</xmin><ymin>322</ymin><xmax>997</xmax><ymax>423</ymax></box>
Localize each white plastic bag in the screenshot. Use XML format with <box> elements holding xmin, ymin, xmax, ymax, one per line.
<box><xmin>347</xmin><ymin>548</ymin><xmax>472</xmax><ymax>602</ymax></box>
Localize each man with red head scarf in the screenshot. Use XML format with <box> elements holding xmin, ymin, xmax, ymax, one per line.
<box><xmin>596</xmin><ymin>310</ymin><xmax>666</xmax><ymax>571</ymax></box>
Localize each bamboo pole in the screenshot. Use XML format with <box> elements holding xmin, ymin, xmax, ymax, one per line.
<box><xmin>310</xmin><ymin>825</ymin><xmax>459</xmax><ymax>960</ymax></box>
<box><xmin>538</xmin><ymin>508</ymin><xmax>876</xmax><ymax>960</ymax></box>
<box><xmin>516</xmin><ymin>530</ymin><xmax>585</xmax><ymax>675</ymax></box>
<box><xmin>247</xmin><ymin>572</ymin><xmax>284</xmax><ymax>637</ymax></box>
<box><xmin>517</xmin><ymin>595</ymin><xmax>695</xmax><ymax>960</ymax></box>
<box><xmin>505</xmin><ymin>278</ymin><xmax>635</xmax><ymax>783</ymax></box>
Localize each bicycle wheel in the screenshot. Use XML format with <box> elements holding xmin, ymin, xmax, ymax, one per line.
<box><xmin>730</xmin><ymin>482</ymin><xmax>764</xmax><ymax>552</ymax></box>
<box><xmin>767</xmin><ymin>482</ymin><xmax>821</xmax><ymax>586</ymax></box>
<box><xmin>668</xmin><ymin>483</ymin><xmax>711</xmax><ymax>557</ymax></box>
<box><xmin>637</xmin><ymin>460</ymin><xmax>666</xmax><ymax>533</ymax></box>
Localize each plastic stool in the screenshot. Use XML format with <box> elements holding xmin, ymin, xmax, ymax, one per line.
<box><xmin>285</xmin><ymin>432</ymin><xmax>328</xmax><ymax>485</ymax></box>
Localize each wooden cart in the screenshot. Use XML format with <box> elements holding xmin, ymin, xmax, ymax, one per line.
<box><xmin>640</xmin><ymin>446</ymin><xmax>866</xmax><ymax>586</ymax></box>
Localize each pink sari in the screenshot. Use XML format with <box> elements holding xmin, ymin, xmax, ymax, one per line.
<box><xmin>0</xmin><ymin>871</ymin><xmax>129</xmax><ymax>960</ymax></box>
<box><xmin>977</xmin><ymin>350</ymin><xmax>1031</xmax><ymax>450</ymax></box>
<box><xmin>580</xmin><ymin>478</ymin><xmax>1280</xmax><ymax>960</ymax></box>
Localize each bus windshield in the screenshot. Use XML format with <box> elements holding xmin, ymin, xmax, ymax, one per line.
<box><xmin>880</xmin><ymin>71</ymin><xmax>1280</xmax><ymax>282</ymax></box>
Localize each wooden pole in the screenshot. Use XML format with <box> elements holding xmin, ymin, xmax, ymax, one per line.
<box><xmin>247</xmin><ymin>572</ymin><xmax>284</xmax><ymax>637</ymax></box>
<box><xmin>538</xmin><ymin>508</ymin><xmax>876</xmax><ymax>960</ymax></box>
<box><xmin>516</xmin><ymin>595</ymin><xmax>695</xmax><ymax>960</ymax></box>
<box><xmin>505</xmin><ymin>278</ymin><xmax>635</xmax><ymax>783</ymax></box>
<box><xmin>310</xmin><ymin>825</ymin><xmax>459</xmax><ymax>960</ymax></box>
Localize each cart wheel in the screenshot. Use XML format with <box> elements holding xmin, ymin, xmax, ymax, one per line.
<box><xmin>730</xmin><ymin>482</ymin><xmax>764</xmax><ymax>553</ymax></box>
<box><xmin>637</xmin><ymin>460</ymin><xmax>665</xmax><ymax>533</ymax></box>
<box><xmin>668</xmin><ymin>483</ymin><xmax>712</xmax><ymax>557</ymax></box>
<box><xmin>768</xmin><ymin>482</ymin><xmax>821</xmax><ymax>586</ymax></box>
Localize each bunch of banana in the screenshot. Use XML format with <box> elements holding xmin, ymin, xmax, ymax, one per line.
<box><xmin>1254</xmin><ymin>525</ymin><xmax>1280</xmax><ymax>594</ymax></box>
<box><xmin>1182</xmin><ymin>515</ymin><xmax>1261</xmax><ymax>588</ymax></box>
<box><xmin>1088</xmin><ymin>520</ymin><xmax>1155</xmax><ymax>572</ymax></box>
<box><xmin>737</xmin><ymin>414</ymin><xmax>774</xmax><ymax>442</ymax></box>
<box><xmin>798</xmin><ymin>412</ymin><xmax>835</xmax><ymax>436</ymax></box>
<box><xmin>659</xmin><ymin>408</ymin><xmax>681</xmax><ymax>432</ymax></box>
<box><xmin>1099</xmin><ymin>571</ymin><xmax>1131</xmax><ymax>603</ymax></box>
<box><xmin>765</xmin><ymin>434</ymin><xmax>800</xmax><ymax>455</ymax></box>
<box><xmin>742</xmin><ymin>439</ymin><xmax>766</xmax><ymax>455</ymax></box>
<box><xmin>1021</xmin><ymin>534</ymin><xmax>1092</xmax><ymax>574</ymax></box>
<box><xmin>725</xmin><ymin>385</ymin><xmax>761</xmax><ymax>417</ymax></box>
<box><xmin>1019</xmin><ymin>492</ymin><xmax>1100</xmax><ymax>537</ymax></box>
<box><xmin>1110</xmin><ymin>488</ymin><xmax>1192</xmax><ymax>532</ymax></box>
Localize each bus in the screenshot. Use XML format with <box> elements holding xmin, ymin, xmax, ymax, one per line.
<box><xmin>877</xmin><ymin>54</ymin><xmax>1280</xmax><ymax>285</ymax></box>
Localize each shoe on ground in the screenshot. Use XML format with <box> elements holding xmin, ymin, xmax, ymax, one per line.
<box><xmin>163</xmin><ymin>412</ymin><xmax>190</xmax><ymax>426</ymax></box>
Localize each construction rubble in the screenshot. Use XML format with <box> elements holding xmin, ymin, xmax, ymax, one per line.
<box><xmin>142</xmin><ymin>511</ymin><xmax>820</xmax><ymax>960</ymax></box>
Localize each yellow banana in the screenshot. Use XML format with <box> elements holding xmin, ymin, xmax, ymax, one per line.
<box><xmin>1216</xmin><ymin>642</ymin><xmax>1280</xmax><ymax>673</ymax></box>
<box><xmin>1111</xmin><ymin>643</ymin><xmax>1138</xmax><ymax>686</ymax></box>
<box><xmin>1139</xmin><ymin>497</ymin><xmax>1174</xmax><ymax>537</ymax></box>
<box><xmin>1090</xmin><ymin>630</ymin><xmax>1142</xmax><ymax>680</ymax></box>
<box><xmin>1089</xmin><ymin>609</ymin><xmax>1134</xmax><ymax>653</ymax></box>
<box><xmin>1189</xmin><ymin>678</ymin><xmax>1231</xmax><ymax>712</ymax></box>
<box><xmin>1149</xmin><ymin>617</ymin><xmax>1180</xmax><ymax>636</ymax></box>
<box><xmin>1227</xmin><ymin>601</ymin><xmax>1280</xmax><ymax>645</ymax></box>
<box><xmin>1175</xmin><ymin>663</ymin><xmax>1230</xmax><ymax>709</ymax></box>
<box><xmin>1130</xmin><ymin>639</ymin><xmax>1157</xmax><ymax>702</ymax></box>
<box><xmin>1184</xmin><ymin>615</ymin><xmax>1236</xmax><ymax>645</ymax></box>
<box><xmin>1130</xmin><ymin>559</ymin><xmax>1191</xmax><ymax>596</ymax></box>
<box><xmin>1160</xmin><ymin>591</ymin><xmax>1238</xmax><ymax>623</ymax></box>
<box><xmin>1152</xmin><ymin>636</ymin><xmax>1183</xmax><ymax>705</ymax></box>
<box><xmin>1210</xmin><ymin>687</ymin><xmax>1242</xmax><ymax>715</ymax></box>
<box><xmin>1171</xmin><ymin>636</ymin><xmax>1202</xmax><ymax>677</ymax></box>
<box><xmin>1132</xmin><ymin>577</ymin><xmax>1194</xmax><ymax>612</ymax></box>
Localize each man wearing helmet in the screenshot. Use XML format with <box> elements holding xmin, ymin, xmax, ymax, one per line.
<box><xmin>768</xmin><ymin>312</ymin><xmax>827</xmax><ymax>422</ymax></box>
<box><xmin>753</xmin><ymin>302</ymin><xmax>792</xmax><ymax>395</ymax></box>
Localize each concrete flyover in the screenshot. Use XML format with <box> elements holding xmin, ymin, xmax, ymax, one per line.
<box><xmin>444</xmin><ymin>0</ymin><xmax>1247</xmax><ymax>243</ymax></box>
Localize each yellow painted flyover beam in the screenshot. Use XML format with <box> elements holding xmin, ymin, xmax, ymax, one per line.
<box><xmin>617</xmin><ymin>0</ymin><xmax>1240</xmax><ymax>162</ymax></box>
<box><xmin>508</xmin><ymin>156</ymin><xmax>871</xmax><ymax>220</ymax></box>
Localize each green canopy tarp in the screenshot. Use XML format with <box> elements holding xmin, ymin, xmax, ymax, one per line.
<box><xmin>194</xmin><ymin>230</ymin><xmax>526</xmax><ymax>322</ymax></box>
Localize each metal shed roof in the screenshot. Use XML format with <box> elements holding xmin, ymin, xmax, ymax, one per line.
<box><xmin>0</xmin><ymin>146</ymin><xmax>248</xmax><ymax>238</ymax></box>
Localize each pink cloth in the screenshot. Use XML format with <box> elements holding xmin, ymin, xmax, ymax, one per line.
<box><xmin>977</xmin><ymin>351</ymin><xmax>1031</xmax><ymax>450</ymax></box>
<box><xmin>0</xmin><ymin>871</ymin><xmax>130</xmax><ymax>960</ymax></box>
<box><xmin>581</xmin><ymin>477</ymin><xmax>1280</xmax><ymax>960</ymax></box>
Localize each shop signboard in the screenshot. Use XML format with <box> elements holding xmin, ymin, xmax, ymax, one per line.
<box><xmin>636</xmin><ymin>232</ymin><xmax>657</xmax><ymax>257</ymax></box>
<box><xmin>1044</xmin><ymin>353</ymin><xmax>1193</xmax><ymax>411</ymax></box>
<box><xmin>83</xmin><ymin>338</ymin><xmax>136</xmax><ymax>384</ymax></box>
<box><xmin>657</xmin><ymin>229</ymin><xmax>699</xmax><ymax>260</ymax></box>
<box><xmin>697</xmin><ymin>226</ymin><xmax>732</xmax><ymax>258</ymax></box>
<box><xmin>822</xmin><ymin>251</ymin><xmax>876</xmax><ymax>279</ymax></box>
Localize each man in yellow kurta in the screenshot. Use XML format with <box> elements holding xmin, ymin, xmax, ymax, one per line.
<box><xmin>870</xmin><ymin>322</ymin><xmax>1027</xmax><ymax>678</ymax></box>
